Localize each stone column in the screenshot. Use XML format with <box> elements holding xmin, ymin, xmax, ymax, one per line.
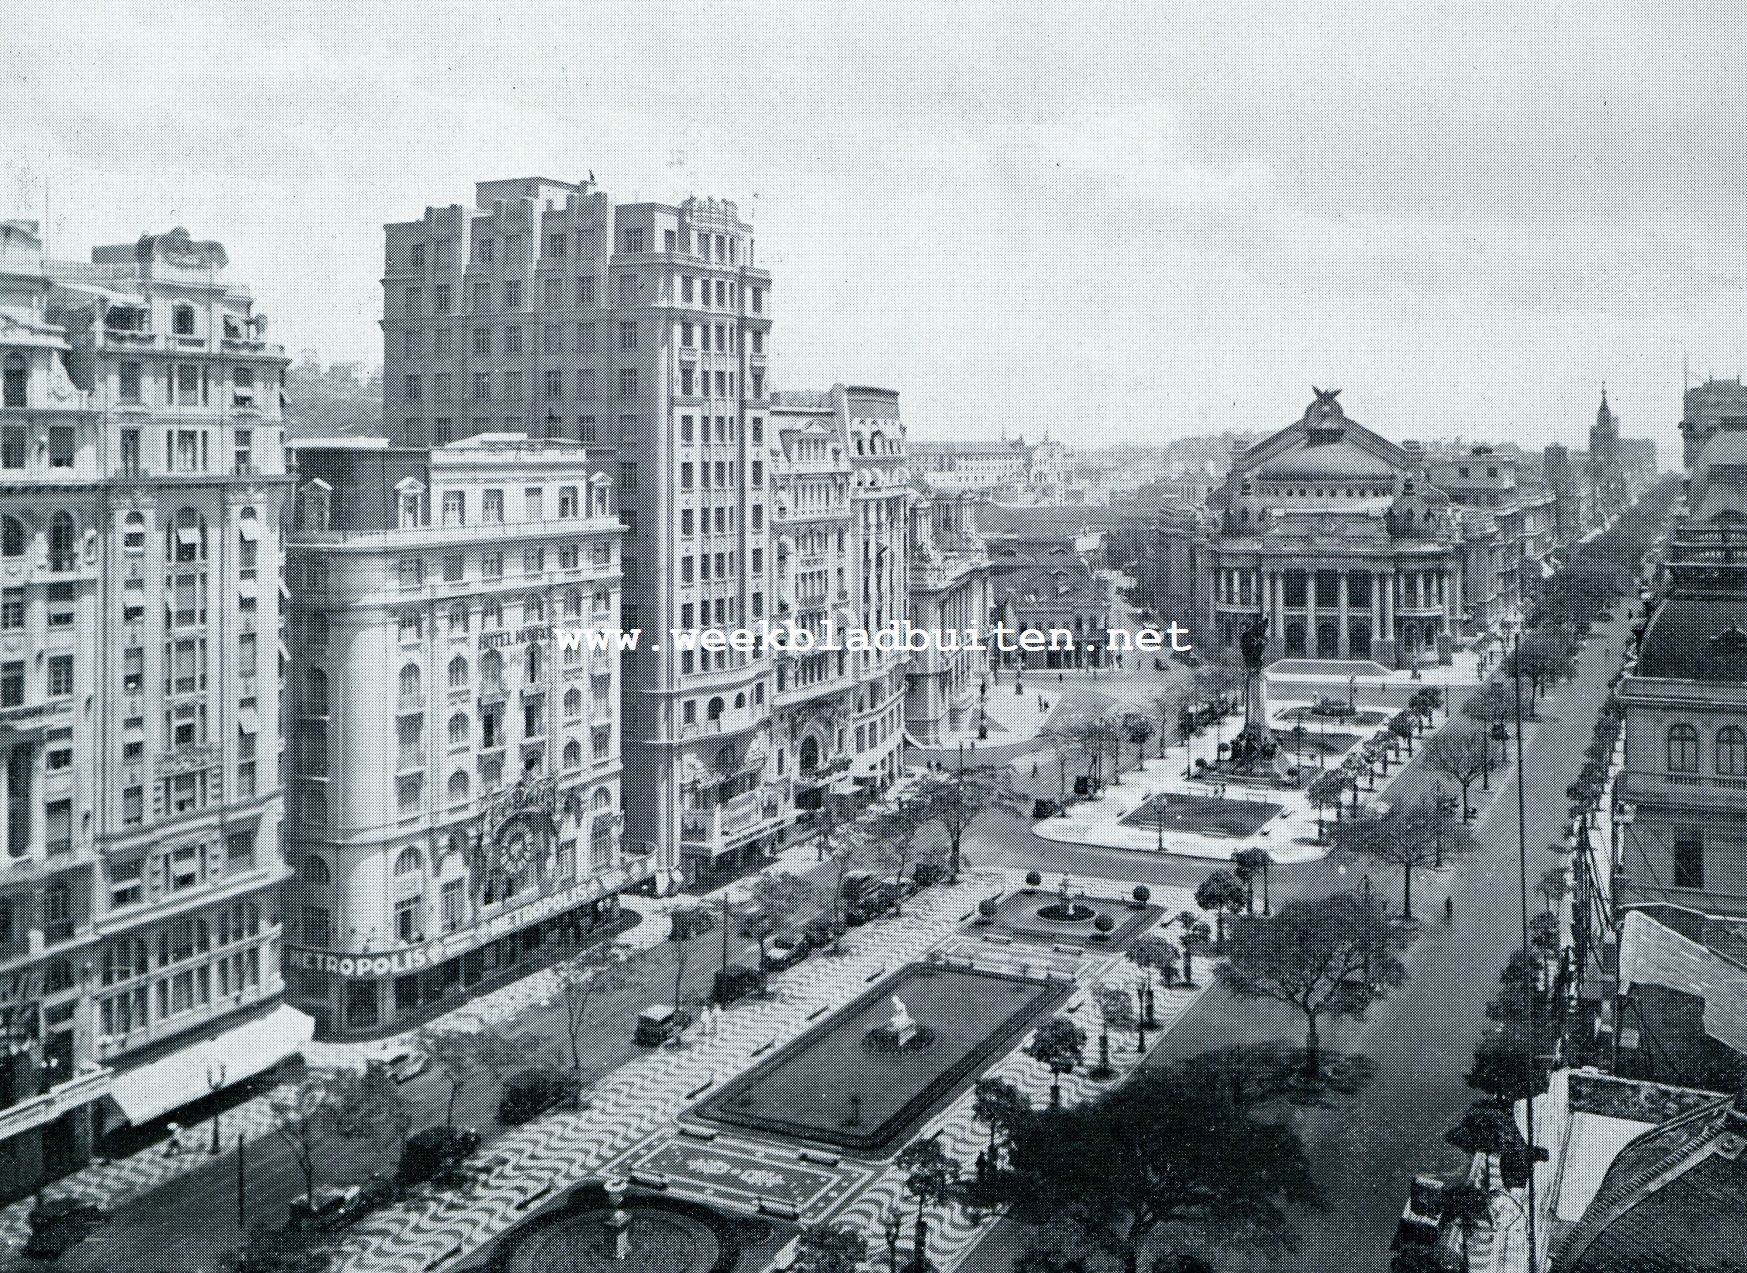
<box><xmin>0</xmin><ymin>744</ymin><xmax>9</xmax><ymax>859</ymax></box>
<box><xmin>1377</xmin><ymin>569</ymin><xmax>1397</xmax><ymax>668</ymax></box>
<box><xmin>1337</xmin><ymin>570</ymin><xmax>1351</xmax><ymax>657</ymax></box>
<box><xmin>1304</xmin><ymin>569</ymin><xmax>1318</xmax><ymax>657</ymax></box>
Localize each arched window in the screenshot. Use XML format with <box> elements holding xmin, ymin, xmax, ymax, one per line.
<box><xmin>1718</xmin><ymin>726</ymin><xmax>1747</xmax><ymax>777</ymax></box>
<box><xmin>525</xmin><ymin>594</ymin><xmax>545</xmax><ymax>622</ymax></box>
<box><xmin>304</xmin><ymin>668</ymin><xmax>329</xmax><ymax>714</ymax></box>
<box><xmin>564</xmin><ymin>589</ymin><xmax>583</xmax><ymax>619</ymax></box>
<box><xmin>305</xmin><ymin>612</ymin><xmax>329</xmax><ymax>646</ymax></box>
<box><xmin>448</xmin><ymin>770</ymin><xmax>469</xmax><ymax>803</ymax></box>
<box><xmin>172</xmin><ymin>303</ymin><xmax>196</xmax><ymax>336</ymax></box>
<box><xmin>734</xmin><ymin>692</ymin><xmax>746</xmax><ymax>710</ymax></box>
<box><xmin>447</xmin><ymin>601</ymin><xmax>469</xmax><ymax>633</ymax></box>
<box><xmin>0</xmin><ymin>515</ymin><xmax>22</xmax><ymax>557</ymax></box>
<box><xmin>707</xmin><ymin>696</ymin><xmax>725</xmax><ymax>722</ymax></box>
<box><xmin>448</xmin><ymin>655</ymin><xmax>468</xmax><ymax>689</ymax></box>
<box><xmin>448</xmin><ymin>712</ymin><xmax>469</xmax><ymax>746</ymax></box>
<box><xmin>302</xmin><ymin>853</ymin><xmax>331</xmax><ymax>885</ymax></box>
<box><xmin>592</xmin><ymin>787</ymin><xmax>612</xmax><ymax>812</ymax></box>
<box><xmin>563</xmin><ymin>740</ymin><xmax>581</xmax><ymax>769</ymax></box>
<box><xmin>122</xmin><ymin>512</ymin><xmax>146</xmax><ymax>552</ymax></box>
<box><xmin>563</xmin><ymin>688</ymin><xmax>582</xmax><ymax>717</ymax></box>
<box><xmin>481</xmin><ymin>650</ymin><xmax>503</xmax><ymax>693</ymax></box>
<box><xmin>525</xmin><ymin>644</ymin><xmax>542</xmax><ymax>683</ymax></box>
<box><xmin>398</xmin><ymin>662</ymin><xmax>421</xmax><ymax>701</ymax></box>
<box><xmin>48</xmin><ymin>511</ymin><xmax>76</xmax><ymax>571</ymax></box>
<box><xmin>1668</xmin><ymin>723</ymin><xmax>1700</xmax><ymax>773</ymax></box>
<box><xmin>394</xmin><ymin>847</ymin><xmax>422</xmax><ymax>876</ymax></box>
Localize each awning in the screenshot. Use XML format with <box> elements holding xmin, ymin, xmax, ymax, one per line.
<box><xmin>105</xmin><ymin>1004</ymin><xmax>314</xmax><ymax>1126</ymax></box>
<box><xmin>237</xmin><ymin>521</ymin><xmax>259</xmax><ymax>541</ymax></box>
<box><xmin>176</xmin><ymin>527</ymin><xmax>202</xmax><ymax>548</ymax></box>
<box><xmin>237</xmin><ymin>707</ymin><xmax>258</xmax><ymax>734</ymax></box>
<box><xmin>122</xmin><ymin>722</ymin><xmax>144</xmax><ymax>743</ymax></box>
<box><xmin>235</xmin><ymin>580</ymin><xmax>257</xmax><ymax>599</ymax></box>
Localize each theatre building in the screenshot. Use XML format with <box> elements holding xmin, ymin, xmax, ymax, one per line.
<box><xmin>284</xmin><ymin>434</ymin><xmax>636</xmax><ymax>1038</ymax></box>
<box><xmin>1200</xmin><ymin>388</ymin><xmax>1467</xmax><ymax>668</ymax></box>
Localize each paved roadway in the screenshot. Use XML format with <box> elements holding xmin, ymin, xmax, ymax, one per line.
<box><xmin>960</xmin><ymin>611</ymin><xmax>1627</xmax><ymax>1272</ymax></box>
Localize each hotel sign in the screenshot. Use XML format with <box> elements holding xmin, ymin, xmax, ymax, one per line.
<box><xmin>285</xmin><ymin>873</ymin><xmax>625</xmax><ymax>979</ymax></box>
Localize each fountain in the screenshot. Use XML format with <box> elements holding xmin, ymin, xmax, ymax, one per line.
<box><xmin>1036</xmin><ymin>874</ymin><xmax>1095</xmax><ymax>923</ymax></box>
<box><xmin>864</xmin><ymin>993</ymin><xmax>934</xmax><ymax>1054</ymax></box>
<box><xmin>603</xmin><ymin>1179</ymin><xmax>632</xmax><ymax>1261</ymax></box>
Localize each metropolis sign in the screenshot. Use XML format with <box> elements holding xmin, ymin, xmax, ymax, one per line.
<box><xmin>285</xmin><ymin>876</ymin><xmax>608</xmax><ymax>980</ymax></box>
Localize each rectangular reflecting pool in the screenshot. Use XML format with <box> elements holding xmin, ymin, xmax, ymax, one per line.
<box><xmin>692</xmin><ymin>963</ymin><xmax>1069</xmax><ymax>1155</ymax></box>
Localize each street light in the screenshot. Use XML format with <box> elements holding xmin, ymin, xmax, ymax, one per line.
<box><xmin>207</xmin><ymin>1061</ymin><xmax>228</xmax><ymax>1154</ymax></box>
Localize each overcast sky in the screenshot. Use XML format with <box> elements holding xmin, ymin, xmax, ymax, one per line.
<box><xmin>7</xmin><ymin>2</ymin><xmax>1745</xmax><ymax>460</ymax></box>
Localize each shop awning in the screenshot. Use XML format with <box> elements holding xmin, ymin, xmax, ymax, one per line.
<box><xmin>105</xmin><ymin>1004</ymin><xmax>314</xmax><ymax>1126</ymax></box>
<box><xmin>237</xmin><ymin>521</ymin><xmax>259</xmax><ymax>541</ymax></box>
<box><xmin>235</xmin><ymin>579</ymin><xmax>257</xmax><ymax>599</ymax></box>
<box><xmin>176</xmin><ymin>527</ymin><xmax>202</xmax><ymax>548</ymax></box>
<box><xmin>236</xmin><ymin>707</ymin><xmax>258</xmax><ymax>734</ymax></box>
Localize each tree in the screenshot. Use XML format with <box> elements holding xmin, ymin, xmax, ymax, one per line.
<box><xmin>1506</xmin><ymin>630</ymin><xmax>1575</xmax><ymax>704</ymax></box>
<box><xmin>896</xmin><ymin>1137</ymin><xmax>960</xmax><ymax>1272</ymax></box>
<box><xmin>864</xmin><ymin>797</ymin><xmax>932</xmax><ymax>914</ymax></box>
<box><xmin>269</xmin><ymin>1071</ymin><xmax>346</xmax><ymax>1208</ymax></box>
<box><xmin>1330</xmin><ymin>800</ymin><xmax>1473</xmax><ymax>920</ymax></box>
<box><xmin>326</xmin><ymin>1062</ymin><xmax>412</xmax><ymax>1165</ymax></box>
<box><xmin>791</xmin><ymin>1222</ymin><xmax>869</xmax><ymax>1273</ymax></box>
<box><xmin>972</xmin><ymin>1077</ymin><xmax>1030</xmax><ymax>1162</ymax></box>
<box><xmin>1234</xmin><ymin>847</ymin><xmax>1273</xmax><ymax>915</ymax></box>
<box><xmin>1217</xmin><ymin>892</ymin><xmax>1409</xmax><ymax>1076</ymax></box>
<box><xmin>1176</xmin><ymin>913</ymin><xmax>1210</xmax><ymax>986</ymax></box>
<box><xmin>1149</xmin><ymin>690</ymin><xmax>1182</xmax><ymax>758</ymax></box>
<box><xmin>1536</xmin><ymin>866</ymin><xmax>1570</xmax><ymax>912</ymax></box>
<box><xmin>1389</xmin><ymin>710</ymin><xmax>1416</xmax><ymax>756</ymax></box>
<box><xmin>415</xmin><ymin>1022</ymin><xmax>527</xmax><ymax>1128</ymax></box>
<box><xmin>1424</xmin><ymin>726</ymin><xmax>1491</xmax><ymax>819</ymax></box>
<box><xmin>1094</xmin><ymin>982</ymin><xmax>1133</xmax><ymax>1075</ymax></box>
<box><xmin>966</xmin><ymin>1063</ymin><xmax>1323</xmax><ymax>1273</ymax></box>
<box><xmin>1012</xmin><ymin>1239</ymin><xmax>1095</xmax><ymax>1273</ymax></box>
<box><xmin>1193</xmin><ymin>870</ymin><xmax>1247</xmax><ymax>942</ymax></box>
<box><xmin>1462</xmin><ymin>680</ymin><xmax>1514</xmax><ymax>762</ymax></box>
<box><xmin>1445</xmin><ymin>1100</ymin><xmax>1523</xmax><ymax>1192</ymax></box>
<box><xmin>1122</xmin><ymin>712</ymin><xmax>1156</xmax><ymax>773</ymax></box>
<box><xmin>739</xmin><ymin>870</ymin><xmax>819</xmax><ymax>962</ymax></box>
<box><xmin>551</xmin><ymin>942</ymin><xmax>636</xmax><ymax>1079</ymax></box>
<box><xmin>907</xmin><ymin>765</ymin><xmax>1023</xmax><ymax>879</ymax></box>
<box><xmin>1127</xmin><ymin>935</ymin><xmax>1178</xmax><ymax>1035</ymax></box>
<box><xmin>1307</xmin><ymin>771</ymin><xmax>1348</xmax><ymax>840</ymax></box>
<box><xmin>1026</xmin><ymin>1017</ymin><xmax>1087</xmax><ymax>1106</ymax></box>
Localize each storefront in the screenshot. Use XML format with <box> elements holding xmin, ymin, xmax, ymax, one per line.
<box><xmin>287</xmin><ymin>881</ymin><xmax>630</xmax><ymax>1040</ymax></box>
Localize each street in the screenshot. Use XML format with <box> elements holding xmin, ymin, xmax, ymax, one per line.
<box><xmin>959</xmin><ymin>609</ymin><xmax>1628</xmax><ymax>1272</ymax></box>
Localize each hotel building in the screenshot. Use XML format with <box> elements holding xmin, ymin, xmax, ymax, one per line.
<box><xmin>283</xmin><ymin>435</ymin><xmax>629</xmax><ymax>1038</ymax></box>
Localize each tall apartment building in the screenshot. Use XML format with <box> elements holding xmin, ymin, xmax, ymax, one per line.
<box><xmin>283</xmin><ymin>436</ymin><xmax>629</xmax><ymax>1038</ymax></box>
<box><xmin>905</xmin><ymin>486</ymin><xmax>989</xmax><ymax>746</ymax></box>
<box><xmin>0</xmin><ymin>222</ymin><xmax>305</xmax><ymax>1198</ymax></box>
<box><xmin>380</xmin><ymin>176</ymin><xmax>779</xmax><ymax>890</ymax></box>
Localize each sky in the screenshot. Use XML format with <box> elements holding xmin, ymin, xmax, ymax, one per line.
<box><xmin>6</xmin><ymin>2</ymin><xmax>1746</xmax><ymax>462</ymax></box>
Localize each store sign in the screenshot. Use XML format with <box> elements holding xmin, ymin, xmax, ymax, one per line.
<box><xmin>285</xmin><ymin>876</ymin><xmax>611</xmax><ymax>979</ymax></box>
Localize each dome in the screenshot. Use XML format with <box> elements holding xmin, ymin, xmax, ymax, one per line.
<box><xmin>1253</xmin><ymin>440</ymin><xmax>1399</xmax><ymax>482</ymax></box>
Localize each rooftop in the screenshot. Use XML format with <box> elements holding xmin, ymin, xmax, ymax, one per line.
<box><xmin>1636</xmin><ymin>595</ymin><xmax>1747</xmax><ymax>682</ymax></box>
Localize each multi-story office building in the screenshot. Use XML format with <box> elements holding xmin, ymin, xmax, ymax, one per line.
<box><xmin>905</xmin><ymin>486</ymin><xmax>989</xmax><ymax>747</ymax></box>
<box><xmin>0</xmin><ymin>222</ymin><xmax>305</xmax><ymax>1197</ymax></box>
<box><xmin>378</xmin><ymin>176</ymin><xmax>776</xmax><ymax>888</ymax></box>
<box><xmin>1427</xmin><ymin>445</ymin><xmax>1556</xmax><ymax>632</ymax></box>
<box><xmin>283</xmin><ymin>435</ymin><xmax>629</xmax><ymax>1038</ymax></box>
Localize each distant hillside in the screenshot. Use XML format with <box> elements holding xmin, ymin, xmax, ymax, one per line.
<box><xmin>284</xmin><ymin>352</ymin><xmax>383</xmax><ymax>439</ymax></box>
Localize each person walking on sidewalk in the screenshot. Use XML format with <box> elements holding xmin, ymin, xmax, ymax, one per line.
<box><xmin>1444</xmin><ymin>896</ymin><xmax>1454</xmax><ymax>923</ymax></box>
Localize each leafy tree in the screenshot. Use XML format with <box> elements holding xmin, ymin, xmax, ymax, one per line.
<box><xmin>415</xmin><ymin>1022</ymin><xmax>527</xmax><ymax>1128</ymax></box>
<box><xmin>1193</xmin><ymin>870</ymin><xmax>1247</xmax><ymax>942</ymax></box>
<box><xmin>1177</xmin><ymin>913</ymin><xmax>1211</xmax><ymax>986</ymax></box>
<box><xmin>1506</xmin><ymin>630</ymin><xmax>1575</xmax><ymax>703</ymax></box>
<box><xmin>1234</xmin><ymin>847</ymin><xmax>1273</xmax><ymax>914</ymax></box>
<box><xmin>1536</xmin><ymin>866</ymin><xmax>1570</xmax><ymax>911</ymax></box>
<box><xmin>790</xmin><ymin>1222</ymin><xmax>869</xmax><ymax>1273</ymax></box>
<box><xmin>1424</xmin><ymin>726</ymin><xmax>1492</xmax><ymax>818</ymax></box>
<box><xmin>1461</xmin><ymin>681</ymin><xmax>1514</xmax><ymax>762</ymax></box>
<box><xmin>1149</xmin><ymin>690</ymin><xmax>1183</xmax><ymax>757</ymax></box>
<box><xmin>1128</xmin><ymin>935</ymin><xmax>1178</xmax><ymax>1035</ymax></box>
<box><xmin>550</xmin><ymin>942</ymin><xmax>636</xmax><ymax>1079</ymax></box>
<box><xmin>907</xmin><ymin>764</ymin><xmax>1024</xmax><ymax>879</ymax></box>
<box><xmin>1094</xmin><ymin>982</ymin><xmax>1134</xmax><ymax>1074</ymax></box>
<box><xmin>897</xmin><ymin>1137</ymin><xmax>960</xmax><ymax>1272</ymax></box>
<box><xmin>864</xmin><ymin>796</ymin><xmax>933</xmax><ymax>914</ymax></box>
<box><xmin>1389</xmin><ymin>710</ymin><xmax>1416</xmax><ymax>755</ymax></box>
<box><xmin>1012</xmin><ymin>1238</ymin><xmax>1095</xmax><ymax>1273</ymax></box>
<box><xmin>1217</xmin><ymin>892</ymin><xmax>1409</xmax><ymax>1075</ymax></box>
<box><xmin>1445</xmin><ymin>1100</ymin><xmax>1524</xmax><ymax>1192</ymax></box>
<box><xmin>738</xmin><ymin>870</ymin><xmax>819</xmax><ymax>961</ymax></box>
<box><xmin>1330</xmin><ymin>800</ymin><xmax>1473</xmax><ymax>920</ymax></box>
<box><xmin>1026</xmin><ymin>1017</ymin><xmax>1087</xmax><ymax>1106</ymax></box>
<box><xmin>269</xmin><ymin>1071</ymin><xmax>346</xmax><ymax>1208</ymax></box>
<box><xmin>966</xmin><ymin>1063</ymin><xmax>1323</xmax><ymax>1273</ymax></box>
<box><xmin>1122</xmin><ymin>712</ymin><xmax>1157</xmax><ymax>773</ymax></box>
<box><xmin>973</xmin><ymin>1076</ymin><xmax>1030</xmax><ymax>1161</ymax></box>
<box><xmin>1307</xmin><ymin>771</ymin><xmax>1348</xmax><ymax>840</ymax></box>
<box><xmin>327</xmin><ymin>1061</ymin><xmax>412</xmax><ymax>1164</ymax></box>
<box><xmin>1177</xmin><ymin>1042</ymin><xmax>1377</xmax><ymax>1110</ymax></box>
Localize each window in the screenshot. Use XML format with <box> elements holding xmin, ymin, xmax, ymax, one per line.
<box><xmin>1718</xmin><ymin>726</ymin><xmax>1747</xmax><ymax>777</ymax></box>
<box><xmin>619</xmin><ymin>462</ymin><xmax>637</xmax><ymax>493</ymax></box>
<box><xmin>504</xmin><ymin>324</ymin><xmax>523</xmax><ymax>354</ymax></box>
<box><xmin>576</xmin><ymin>276</ymin><xmax>595</xmax><ymax>308</ymax></box>
<box><xmin>2</xmin><ymin>353</ymin><xmax>26</xmax><ymax>408</ymax></box>
<box><xmin>399</xmin><ymin>662</ymin><xmax>422</xmax><ymax>704</ymax></box>
<box><xmin>619</xmin><ymin>320</ymin><xmax>637</xmax><ymax>351</ymax></box>
<box><xmin>546</xmin><ymin>369</ymin><xmax>563</xmax><ymax>399</ymax></box>
<box><xmin>47</xmin><ymin>654</ymin><xmax>74</xmax><ymax>697</ymax></box>
<box><xmin>1673</xmin><ymin>831</ymin><xmax>1705</xmax><ymax>889</ymax></box>
<box><xmin>441</xmin><ymin>879</ymin><xmax>466</xmax><ymax>933</ymax></box>
<box><xmin>617</xmin><ymin>367</ymin><xmax>637</xmax><ymax>398</ymax></box>
<box><xmin>49</xmin><ymin>510</ymin><xmax>78</xmax><ymax>570</ymax></box>
<box><xmin>0</xmin><ymin>588</ymin><xmax>21</xmax><ymax>631</ymax></box>
<box><xmin>623</xmin><ymin>228</ymin><xmax>644</xmax><ymax>253</ymax></box>
<box><xmin>449</xmin><ymin>713</ymin><xmax>469</xmax><ymax>747</ymax></box>
<box><xmin>1668</xmin><ymin>723</ymin><xmax>1700</xmax><ymax>773</ymax></box>
<box><xmin>484</xmin><ymin>489</ymin><xmax>504</xmax><ymax>524</ymax></box>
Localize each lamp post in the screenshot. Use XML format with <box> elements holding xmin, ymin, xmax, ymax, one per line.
<box><xmin>207</xmin><ymin>1061</ymin><xmax>228</xmax><ymax>1154</ymax></box>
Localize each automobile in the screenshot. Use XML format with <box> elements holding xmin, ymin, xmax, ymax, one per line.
<box><xmin>668</xmin><ymin>905</ymin><xmax>718</xmax><ymax>941</ymax></box>
<box><xmin>801</xmin><ymin>915</ymin><xmax>844</xmax><ymax>948</ymax></box>
<box><xmin>762</xmin><ymin>933</ymin><xmax>810</xmax><ymax>972</ymax></box>
<box><xmin>287</xmin><ymin>1185</ymin><xmax>360</xmax><ymax>1231</ymax></box>
<box><xmin>711</xmin><ymin>963</ymin><xmax>767</xmax><ymax>1004</ymax></box>
<box><xmin>633</xmin><ymin>1003</ymin><xmax>692</xmax><ymax>1047</ymax></box>
<box><xmin>373</xmin><ymin>1046</ymin><xmax>428</xmax><ymax>1084</ymax></box>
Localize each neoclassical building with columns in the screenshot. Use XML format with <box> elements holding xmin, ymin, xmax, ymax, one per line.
<box><xmin>1199</xmin><ymin>389</ymin><xmax>1466</xmax><ymax>669</ymax></box>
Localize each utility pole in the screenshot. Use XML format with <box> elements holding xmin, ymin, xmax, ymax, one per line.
<box><xmin>1512</xmin><ymin>633</ymin><xmax>1539</xmax><ymax>1266</ymax></box>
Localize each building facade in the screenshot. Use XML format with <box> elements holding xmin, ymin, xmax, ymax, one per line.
<box><xmin>0</xmin><ymin>222</ymin><xmax>305</xmax><ymax>1198</ymax></box>
<box><xmin>283</xmin><ymin>435</ymin><xmax>630</xmax><ymax>1038</ymax></box>
<box><xmin>1198</xmin><ymin>389</ymin><xmax>1466</xmax><ymax>668</ymax></box>
<box><xmin>905</xmin><ymin>486</ymin><xmax>988</xmax><ymax>747</ymax></box>
<box><xmin>1427</xmin><ymin>444</ymin><xmax>1556</xmax><ymax>633</ymax></box>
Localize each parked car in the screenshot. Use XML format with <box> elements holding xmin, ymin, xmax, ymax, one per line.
<box><xmin>633</xmin><ymin>1003</ymin><xmax>691</xmax><ymax>1047</ymax></box>
<box><xmin>668</xmin><ymin>905</ymin><xmax>718</xmax><ymax>941</ymax></box>
<box><xmin>23</xmin><ymin>1198</ymin><xmax>104</xmax><ymax>1259</ymax></box>
<box><xmin>801</xmin><ymin>915</ymin><xmax>844</xmax><ymax>948</ymax></box>
<box><xmin>373</xmin><ymin>1046</ymin><xmax>428</xmax><ymax>1084</ymax></box>
<box><xmin>711</xmin><ymin>963</ymin><xmax>767</xmax><ymax>1004</ymax></box>
<box><xmin>287</xmin><ymin>1185</ymin><xmax>359</xmax><ymax>1231</ymax></box>
<box><xmin>762</xmin><ymin>933</ymin><xmax>810</xmax><ymax>972</ymax></box>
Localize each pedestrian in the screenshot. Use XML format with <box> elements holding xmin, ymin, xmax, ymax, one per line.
<box><xmin>165</xmin><ymin>1122</ymin><xmax>183</xmax><ymax>1157</ymax></box>
<box><xmin>1031</xmin><ymin>760</ymin><xmax>1039</xmax><ymax>778</ymax></box>
<box><xmin>1444</xmin><ymin>896</ymin><xmax>1454</xmax><ymax>923</ymax></box>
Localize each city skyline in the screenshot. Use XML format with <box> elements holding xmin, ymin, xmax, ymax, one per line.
<box><xmin>8</xmin><ymin>3</ymin><xmax>1744</xmax><ymax>459</ymax></box>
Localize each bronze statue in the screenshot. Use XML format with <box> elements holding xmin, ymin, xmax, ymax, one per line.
<box><xmin>1238</xmin><ymin>610</ymin><xmax>1270</xmax><ymax>671</ymax></box>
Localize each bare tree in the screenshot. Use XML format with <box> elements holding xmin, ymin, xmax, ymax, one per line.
<box><xmin>1424</xmin><ymin>726</ymin><xmax>1493</xmax><ymax>820</ymax></box>
<box><xmin>551</xmin><ymin>943</ymin><xmax>637</xmax><ymax>1079</ymax></box>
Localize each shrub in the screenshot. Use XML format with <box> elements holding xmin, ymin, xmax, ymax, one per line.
<box><xmin>1132</xmin><ymin>884</ymin><xmax>1151</xmax><ymax>905</ymax></box>
<box><xmin>912</xmin><ymin>860</ymin><xmax>948</xmax><ymax>889</ymax></box>
<box><xmin>397</xmin><ymin>1125</ymin><xmax>481</xmax><ymax>1189</ymax></box>
<box><xmin>1025</xmin><ymin>870</ymin><xmax>1043</xmax><ymax>890</ymax></box>
<box><xmin>977</xmin><ymin>898</ymin><xmax>999</xmax><ymax>923</ymax></box>
<box><xmin>497</xmin><ymin>1067</ymin><xmax>581</xmax><ymax>1126</ymax></box>
<box><xmin>1093</xmin><ymin>913</ymin><xmax>1117</xmax><ymax>940</ymax></box>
